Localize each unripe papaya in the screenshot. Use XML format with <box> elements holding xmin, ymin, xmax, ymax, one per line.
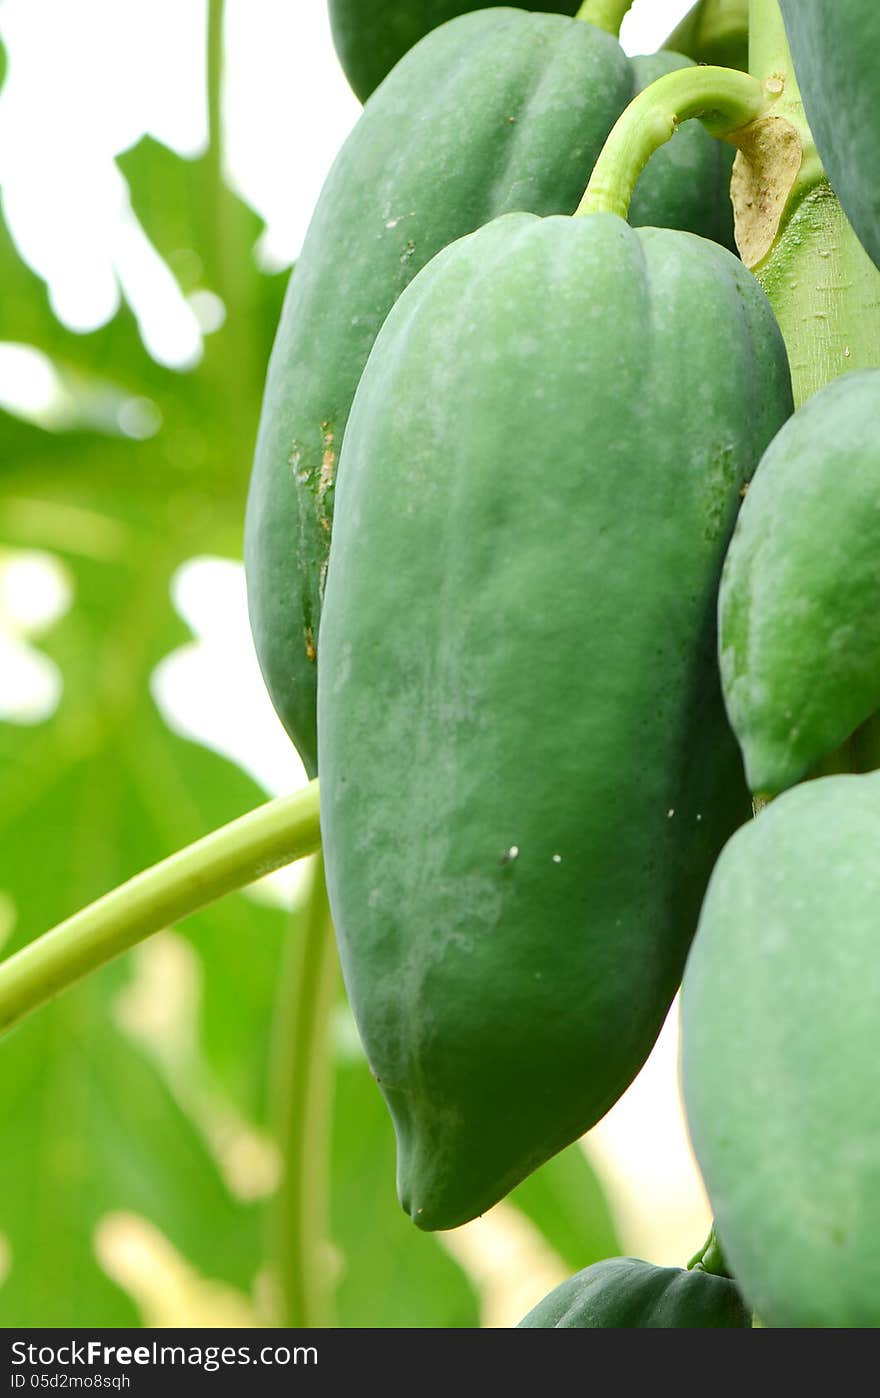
<box><xmin>245</xmin><ymin>10</ymin><xmax>740</xmax><ymax>776</ymax></box>
<box><xmin>719</xmin><ymin>370</ymin><xmax>880</xmax><ymax>795</ymax></box>
<box><xmin>780</xmin><ymin>0</ymin><xmax>880</xmax><ymax>272</ymax></box>
<box><xmin>317</xmin><ymin>211</ymin><xmax>792</xmax><ymax>1230</ymax></box>
<box><xmin>328</xmin><ymin>0</ymin><xmax>581</xmax><ymax>102</ymax></box>
<box><xmin>518</xmin><ymin>1257</ymin><xmax>751</xmax><ymax>1328</ymax></box>
<box><xmin>682</xmin><ymin>771</ymin><xmax>880</xmax><ymax>1327</ymax></box>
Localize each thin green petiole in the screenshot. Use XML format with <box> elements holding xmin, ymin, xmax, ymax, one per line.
<box><xmin>577</xmin><ymin>65</ymin><xmax>769</xmax><ymax>220</ymax></box>
<box><xmin>0</xmin><ymin>780</ymin><xmax>322</xmax><ymax>1038</ymax></box>
<box><xmin>575</xmin><ymin>0</ymin><xmax>634</xmax><ymax>37</ymax></box>
<box><xmin>271</xmin><ymin>854</ymin><xmax>338</xmax><ymax>1327</ymax></box>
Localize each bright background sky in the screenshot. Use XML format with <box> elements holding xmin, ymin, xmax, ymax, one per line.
<box><xmin>0</xmin><ymin>0</ymin><xmax>712</xmax><ymax>1284</ymax></box>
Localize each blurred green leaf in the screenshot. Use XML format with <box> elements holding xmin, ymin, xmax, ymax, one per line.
<box><xmin>0</xmin><ymin>127</ymin><xmax>289</xmax><ymax>1321</ymax></box>
<box><xmin>331</xmin><ymin>1048</ymin><xmax>480</xmax><ymax>1328</ymax></box>
<box><xmin>509</xmin><ymin>1143</ymin><xmax>621</xmax><ymax>1275</ymax></box>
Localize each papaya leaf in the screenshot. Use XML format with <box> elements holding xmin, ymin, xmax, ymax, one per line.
<box><xmin>0</xmin><ymin>133</ymin><xmax>290</xmax><ymax>1321</ymax></box>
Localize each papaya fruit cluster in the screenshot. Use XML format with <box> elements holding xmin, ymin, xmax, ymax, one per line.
<box><xmin>246</xmin><ymin>0</ymin><xmax>880</xmax><ymax>1328</ymax></box>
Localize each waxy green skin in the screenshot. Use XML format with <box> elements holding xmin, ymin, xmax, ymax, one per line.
<box><xmin>317</xmin><ymin>212</ymin><xmax>792</xmax><ymax>1230</ymax></box>
<box><xmin>682</xmin><ymin>772</ymin><xmax>880</xmax><ymax>1327</ymax></box>
<box><xmin>328</xmin><ymin>0</ymin><xmax>580</xmax><ymax>102</ymax></box>
<box><xmin>518</xmin><ymin>1257</ymin><xmax>751</xmax><ymax>1328</ymax></box>
<box><xmin>245</xmin><ymin>11</ymin><xmax>739</xmax><ymax>776</ymax></box>
<box><xmin>720</xmin><ymin>371</ymin><xmax>880</xmax><ymax>795</ymax></box>
<box><xmin>780</xmin><ymin>0</ymin><xmax>880</xmax><ymax>272</ymax></box>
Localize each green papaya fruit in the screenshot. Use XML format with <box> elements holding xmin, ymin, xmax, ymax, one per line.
<box><xmin>317</xmin><ymin>211</ymin><xmax>792</xmax><ymax>1231</ymax></box>
<box><xmin>246</xmin><ymin>9</ymin><xmax>631</xmax><ymax>776</ymax></box>
<box><xmin>629</xmin><ymin>52</ymin><xmax>735</xmax><ymax>252</ymax></box>
<box><xmin>780</xmin><ymin>0</ymin><xmax>880</xmax><ymax>271</ymax></box>
<box><xmin>682</xmin><ymin>771</ymin><xmax>880</xmax><ymax>1327</ymax></box>
<box><xmin>245</xmin><ymin>10</ymin><xmax>738</xmax><ymax>776</ymax></box>
<box><xmin>665</xmin><ymin>0</ymin><xmax>749</xmax><ymax>71</ymax></box>
<box><xmin>719</xmin><ymin>370</ymin><xmax>880</xmax><ymax>796</ymax></box>
<box><xmin>328</xmin><ymin>1</ymin><xmax>583</xmax><ymax>103</ymax></box>
<box><xmin>518</xmin><ymin>1257</ymin><xmax>751</xmax><ymax>1327</ymax></box>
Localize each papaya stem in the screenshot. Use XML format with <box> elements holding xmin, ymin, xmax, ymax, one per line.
<box><xmin>577</xmin><ymin>66</ymin><xmax>768</xmax><ymax>220</ymax></box>
<box><xmin>575</xmin><ymin>0</ymin><xmax>633</xmax><ymax>37</ymax></box>
<box><xmin>270</xmin><ymin>854</ymin><xmax>338</xmax><ymax>1327</ymax></box>
<box><xmin>0</xmin><ymin>781</ymin><xmax>321</xmax><ymax>1038</ymax></box>
<box><xmin>742</xmin><ymin>0</ymin><xmax>880</xmax><ymax>400</ymax></box>
<box><xmin>687</xmin><ymin>1222</ymin><xmax>732</xmax><ymax>1278</ymax></box>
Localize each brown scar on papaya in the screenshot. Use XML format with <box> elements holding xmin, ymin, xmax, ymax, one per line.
<box><xmin>319</xmin><ymin>423</ymin><xmax>336</xmax><ymax>502</ymax></box>
<box><xmin>317</xmin><ymin>422</ymin><xmax>336</xmax><ymax>534</ymax></box>
<box><xmin>730</xmin><ymin>115</ymin><xmax>803</xmax><ymax>269</ymax></box>
<box><xmin>304</xmin><ymin>626</ymin><xmax>316</xmax><ymax>663</ymax></box>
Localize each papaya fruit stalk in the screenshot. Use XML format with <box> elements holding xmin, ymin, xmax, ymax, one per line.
<box><xmin>575</xmin><ymin>0</ymin><xmax>633</xmax><ymax>36</ymax></box>
<box><xmin>577</xmin><ymin>64</ymin><xmax>770</xmax><ymax>219</ymax></box>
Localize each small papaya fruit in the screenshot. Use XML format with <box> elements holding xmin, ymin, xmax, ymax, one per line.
<box><xmin>780</xmin><ymin>0</ymin><xmax>880</xmax><ymax>272</ymax></box>
<box><xmin>328</xmin><ymin>0</ymin><xmax>582</xmax><ymax>102</ymax></box>
<box><xmin>317</xmin><ymin>211</ymin><xmax>792</xmax><ymax>1230</ymax></box>
<box><xmin>245</xmin><ymin>10</ymin><xmax>739</xmax><ymax>776</ymax></box>
<box><xmin>518</xmin><ymin>1257</ymin><xmax>751</xmax><ymax>1328</ymax></box>
<box><xmin>719</xmin><ymin>370</ymin><xmax>880</xmax><ymax>796</ymax></box>
<box><xmin>682</xmin><ymin>770</ymin><xmax>880</xmax><ymax>1327</ymax></box>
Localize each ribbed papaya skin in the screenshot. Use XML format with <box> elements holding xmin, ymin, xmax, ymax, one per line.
<box><xmin>317</xmin><ymin>211</ymin><xmax>792</xmax><ymax>1229</ymax></box>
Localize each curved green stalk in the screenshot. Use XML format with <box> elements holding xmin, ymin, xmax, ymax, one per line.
<box><xmin>271</xmin><ymin>854</ymin><xmax>338</xmax><ymax>1327</ymax></box>
<box><xmin>688</xmin><ymin>1223</ymin><xmax>732</xmax><ymax>1278</ymax></box>
<box><xmin>577</xmin><ymin>66</ymin><xmax>767</xmax><ymax>220</ymax></box>
<box><xmin>0</xmin><ymin>781</ymin><xmax>321</xmax><ymax>1038</ymax></box>
<box><xmin>575</xmin><ymin>0</ymin><xmax>633</xmax><ymax>36</ymax></box>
